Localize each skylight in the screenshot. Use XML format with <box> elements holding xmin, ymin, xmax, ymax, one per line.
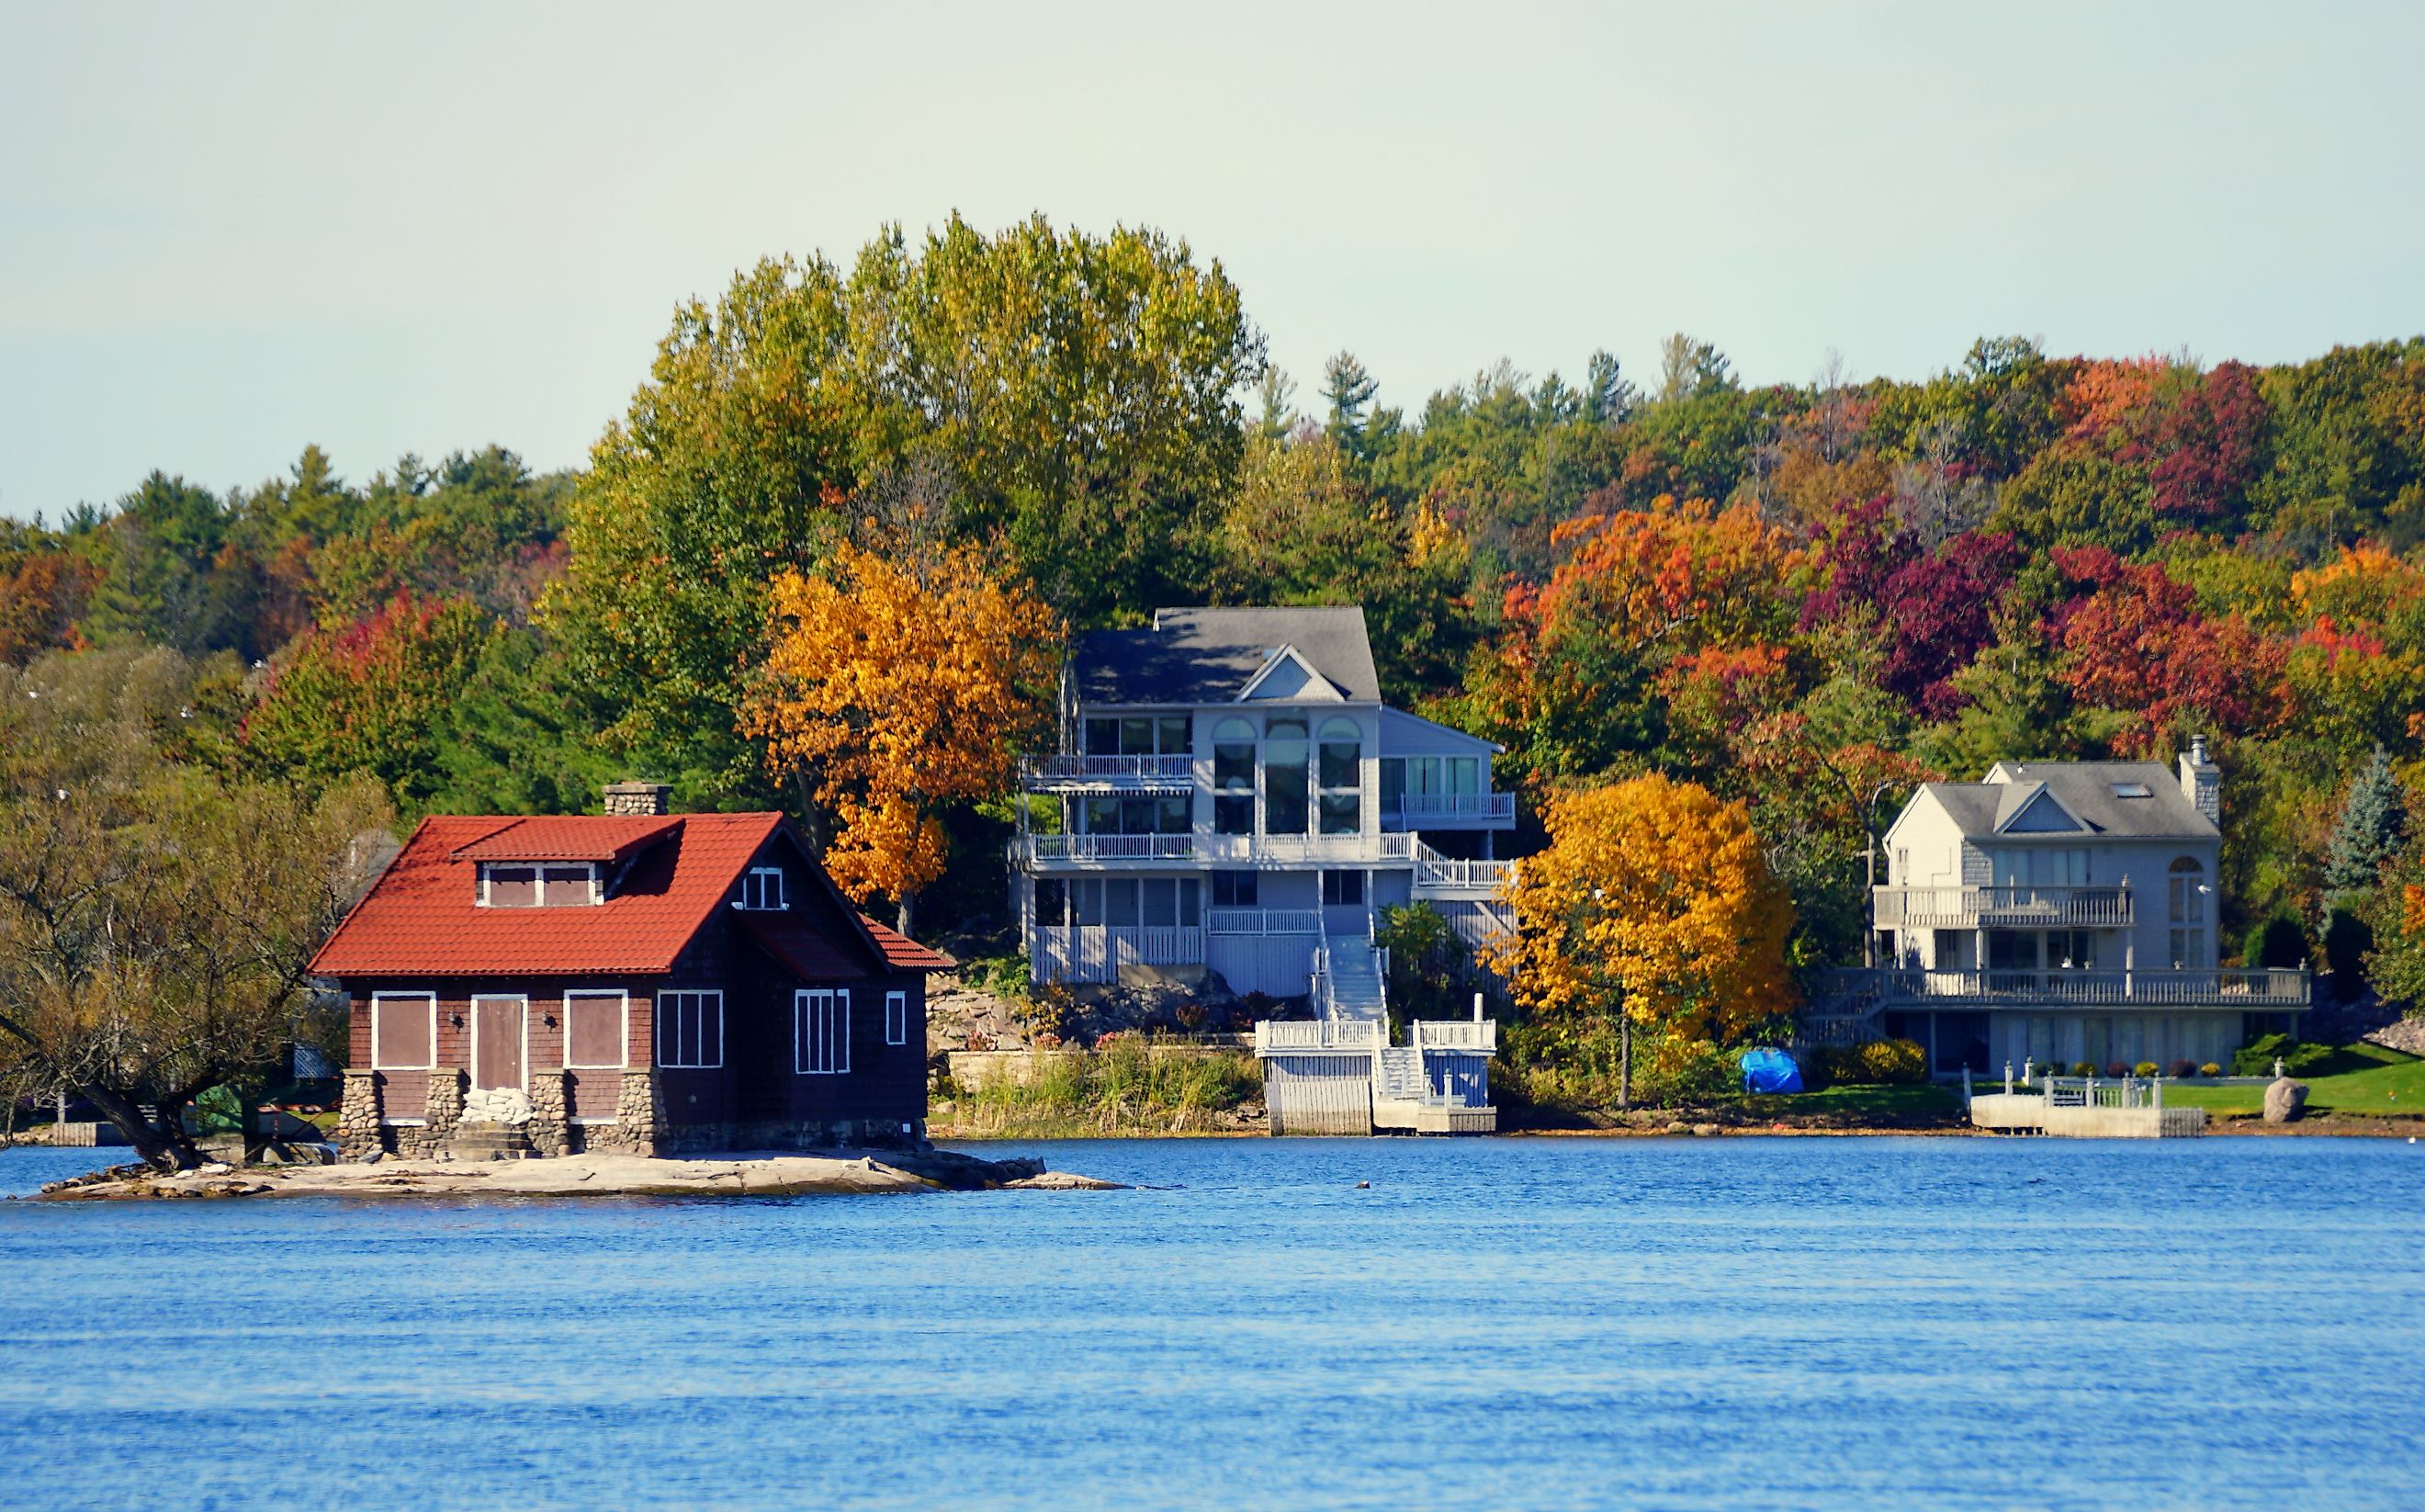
<box><xmin>2112</xmin><ymin>782</ymin><xmax>2152</xmax><ymax>798</ymax></box>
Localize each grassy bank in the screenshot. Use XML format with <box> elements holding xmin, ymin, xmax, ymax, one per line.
<box><xmin>2157</xmin><ymin>1042</ymin><xmax>2425</xmax><ymax>1119</ymax></box>
<box><xmin>933</xmin><ymin>1038</ymin><xmax>1263</xmax><ymax>1138</ymax></box>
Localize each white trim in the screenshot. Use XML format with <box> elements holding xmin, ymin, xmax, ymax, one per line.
<box><xmin>885</xmin><ymin>989</ymin><xmax>908</xmax><ymax>1047</ymax></box>
<box><xmin>561</xmin><ymin>988</ymin><xmax>630</xmax><ymax>1070</ymax></box>
<box><xmin>795</xmin><ymin>988</ymin><xmax>850</xmax><ymax>1075</ymax></box>
<box><xmin>734</xmin><ymin>864</ymin><xmax>788</xmax><ymax>911</ymax></box>
<box><xmin>369</xmin><ymin>991</ymin><xmax>437</xmax><ymax>1071</ymax></box>
<box><xmin>468</xmin><ymin>993</ymin><xmax>529</xmax><ymax>1091</ymax></box>
<box><xmin>475</xmin><ymin>861</ymin><xmax>603</xmax><ymax>908</ymax></box>
<box><xmin>656</xmin><ymin>988</ymin><xmax>725</xmax><ymax>1069</ymax></box>
<box><xmin>1236</xmin><ymin>644</ymin><xmax>1343</xmax><ymax>703</ymax></box>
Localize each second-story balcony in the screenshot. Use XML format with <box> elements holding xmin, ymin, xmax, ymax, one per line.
<box><xmin>1873</xmin><ymin>884</ymin><xmax>2135</xmax><ymax>931</ymax></box>
<box><xmin>1012</xmin><ymin>831</ymin><xmax>1418</xmax><ymax>869</ymax></box>
<box><xmin>1020</xmin><ymin>753</ymin><xmax>1195</xmax><ymax>790</ymax></box>
<box><xmin>1381</xmin><ymin>792</ymin><xmax>1517</xmax><ymax>829</ymax></box>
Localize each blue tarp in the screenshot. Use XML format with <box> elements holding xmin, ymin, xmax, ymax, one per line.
<box><xmin>1740</xmin><ymin>1046</ymin><xmax>1803</xmax><ymax>1094</ymax></box>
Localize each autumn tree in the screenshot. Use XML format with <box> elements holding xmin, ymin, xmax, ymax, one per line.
<box><xmin>0</xmin><ymin>647</ymin><xmax>393</xmax><ymax>1169</ymax></box>
<box><xmin>1484</xmin><ymin>775</ymin><xmax>1796</xmax><ymax>1103</ymax></box>
<box><xmin>739</xmin><ymin>533</ymin><xmax>1060</xmax><ymax>934</ymax></box>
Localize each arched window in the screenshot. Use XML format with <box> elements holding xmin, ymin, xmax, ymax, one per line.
<box><xmin>1317</xmin><ymin>717</ymin><xmax>1361</xmax><ymax>835</ymax></box>
<box><xmin>2167</xmin><ymin>857</ymin><xmax>2207</xmax><ymax>969</ymax></box>
<box><xmin>1212</xmin><ymin>717</ymin><xmax>1257</xmax><ymax>835</ymax></box>
<box><xmin>1263</xmin><ymin>717</ymin><xmax>1310</xmax><ymax>835</ymax></box>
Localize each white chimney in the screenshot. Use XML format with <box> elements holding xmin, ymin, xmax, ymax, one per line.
<box><xmin>2178</xmin><ymin>736</ymin><xmax>2219</xmax><ymax>825</ymax></box>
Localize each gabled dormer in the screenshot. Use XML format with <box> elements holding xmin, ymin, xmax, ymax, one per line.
<box><xmin>1237</xmin><ymin>644</ymin><xmax>1345</xmax><ymax>703</ymax></box>
<box><xmin>453</xmin><ymin>814</ymin><xmax>684</xmax><ymax>908</ymax></box>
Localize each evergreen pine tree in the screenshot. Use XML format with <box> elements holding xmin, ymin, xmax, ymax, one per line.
<box><xmin>2325</xmin><ymin>745</ymin><xmax>2407</xmax><ymax>899</ymax></box>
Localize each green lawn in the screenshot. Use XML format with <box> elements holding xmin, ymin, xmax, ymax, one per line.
<box><xmin>2157</xmin><ymin>1042</ymin><xmax>2425</xmax><ymax>1118</ymax></box>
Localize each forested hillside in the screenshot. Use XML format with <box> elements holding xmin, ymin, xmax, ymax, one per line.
<box><xmin>6</xmin><ymin>213</ymin><xmax>2423</xmax><ymax>993</ymax></box>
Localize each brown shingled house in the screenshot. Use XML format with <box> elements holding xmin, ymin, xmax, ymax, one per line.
<box><xmin>310</xmin><ymin>783</ymin><xmax>950</xmax><ymax>1160</ymax></box>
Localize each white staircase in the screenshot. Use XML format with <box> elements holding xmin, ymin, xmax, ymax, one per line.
<box><xmin>1320</xmin><ymin>935</ymin><xmax>1388</xmax><ymax>1024</ymax></box>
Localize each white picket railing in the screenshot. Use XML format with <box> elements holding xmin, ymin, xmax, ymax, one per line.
<box><xmin>1873</xmin><ymin>884</ymin><xmax>2134</xmax><ymax>930</ymax></box>
<box><xmin>1390</xmin><ymin>793</ymin><xmax>1517</xmax><ymax>824</ymax></box>
<box><xmin>1253</xmin><ymin>1018</ymin><xmax>1385</xmax><ymax>1052</ymax></box>
<box><xmin>1206</xmin><ymin>908</ymin><xmax>1324</xmax><ymax>935</ymax></box>
<box><xmin>1015</xmin><ymin>832</ymin><xmax>1417</xmax><ymax>866</ymax></box>
<box><xmin>1029</xmin><ymin>926</ymin><xmax>1205</xmax><ymax>983</ymax></box>
<box><xmin>1411</xmin><ymin>1020</ymin><xmax>1497</xmax><ymax>1053</ymax></box>
<box><xmin>1870</xmin><ymin>967</ymin><xmax>2308</xmax><ymax>1007</ymax></box>
<box><xmin>1020</xmin><ymin>754</ymin><xmax>1195</xmax><ymax>785</ymax></box>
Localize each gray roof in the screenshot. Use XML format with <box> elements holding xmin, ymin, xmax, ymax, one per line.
<box><xmin>1068</xmin><ymin>606</ymin><xmax>1382</xmax><ymax>707</ymax></box>
<box><xmin>1917</xmin><ymin>761</ymin><xmax>2218</xmax><ymax>841</ymax></box>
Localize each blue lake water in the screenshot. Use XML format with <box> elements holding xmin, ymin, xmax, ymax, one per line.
<box><xmin>1</xmin><ymin>1134</ymin><xmax>2420</xmax><ymax>1511</ymax></box>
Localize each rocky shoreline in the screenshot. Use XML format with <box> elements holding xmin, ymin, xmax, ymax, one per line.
<box><xmin>33</xmin><ymin>1147</ymin><xmax>1123</xmax><ymax>1202</ymax></box>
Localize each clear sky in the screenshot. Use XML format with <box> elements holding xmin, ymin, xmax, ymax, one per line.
<box><xmin>3</xmin><ymin>1</ymin><xmax>2420</xmax><ymax>519</ymax></box>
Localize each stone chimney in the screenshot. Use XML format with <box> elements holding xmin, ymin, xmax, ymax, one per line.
<box><xmin>602</xmin><ymin>781</ymin><xmax>671</xmax><ymax>818</ymax></box>
<box><xmin>2178</xmin><ymin>736</ymin><xmax>2219</xmax><ymax>825</ymax></box>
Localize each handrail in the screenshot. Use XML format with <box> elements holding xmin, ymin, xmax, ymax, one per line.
<box><xmin>1391</xmin><ymin>793</ymin><xmax>1517</xmax><ymax>822</ymax></box>
<box><xmin>1865</xmin><ymin>966</ymin><xmax>2309</xmax><ymax>1006</ymax></box>
<box><xmin>1018</xmin><ymin>833</ymin><xmax>1418</xmax><ymax>865</ymax></box>
<box><xmin>1206</xmin><ymin>908</ymin><xmax>1323</xmax><ymax>935</ymax></box>
<box><xmin>1873</xmin><ymin>884</ymin><xmax>2134</xmax><ymax>929</ymax></box>
<box><xmin>1020</xmin><ymin>753</ymin><xmax>1195</xmax><ymax>784</ymax></box>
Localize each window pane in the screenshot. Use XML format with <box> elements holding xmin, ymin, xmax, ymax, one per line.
<box><xmin>1106</xmin><ymin>880</ymin><xmax>1140</xmax><ymax>927</ymax></box>
<box><xmin>567</xmin><ymin>995</ymin><xmax>623</xmax><ymax>1066</ymax></box>
<box><xmin>1266</xmin><ymin>716</ymin><xmax>1308</xmax><ymax>741</ymax></box>
<box><xmin>489</xmin><ymin>866</ymin><xmax>536</xmax><ymax>907</ymax></box>
<box><xmin>1156</xmin><ymin>796</ymin><xmax>1190</xmax><ymax>834</ymax></box>
<box><xmin>1319</xmin><ymin>742</ymin><xmax>1358</xmax><ymax>790</ymax></box>
<box><xmin>1120</xmin><ymin>717</ymin><xmax>1156</xmax><ymax>755</ymax></box>
<box><xmin>542</xmin><ymin>865</ymin><xmax>591</xmax><ymax>907</ymax></box>
<box><xmin>1212</xmin><ymin>871</ymin><xmax>1257</xmax><ymax>908</ymax></box>
<box><xmin>1179</xmin><ymin>878</ymin><xmax>1201</xmax><ymax>926</ymax></box>
<box><xmin>1075</xmin><ymin>879</ymin><xmax>1103</xmax><ymax>926</ymax></box>
<box><xmin>1142</xmin><ymin>880</ymin><xmax>1177</xmax><ymax>927</ymax></box>
<box><xmin>1084</xmin><ymin>796</ymin><xmax>1120</xmax><ymax>834</ymax></box>
<box><xmin>1449</xmin><ymin>758</ymin><xmax>1479</xmax><ymax>795</ymax></box>
<box><xmin>1034</xmin><ymin>878</ymin><xmax>1066</xmax><ymax>926</ymax></box>
<box><xmin>1264</xmin><ymin>763</ymin><xmax>1309</xmax><ymax>834</ymax></box>
<box><xmin>1085</xmin><ymin>718</ymin><xmax>1119</xmax><ymax>755</ymax></box>
<box><xmin>1380</xmin><ymin>759</ymin><xmax>1404</xmax><ymax>807</ymax></box>
<box><xmin>1157</xmin><ymin>717</ymin><xmax>1190</xmax><ymax>755</ymax></box>
<box><xmin>1411</xmin><ymin>758</ymin><xmax>1440</xmax><ymax>795</ymax></box>
<box><xmin>1320</xmin><ymin>794</ymin><xmax>1359</xmax><ymax>835</ymax></box>
<box><xmin>1214</xmin><ymin>795</ymin><xmax>1254</xmax><ymax>835</ymax></box>
<box><xmin>1213</xmin><ymin>742</ymin><xmax>1255</xmax><ymax>791</ymax></box>
<box><xmin>1120</xmin><ymin>797</ymin><xmax>1156</xmax><ymax>835</ymax></box>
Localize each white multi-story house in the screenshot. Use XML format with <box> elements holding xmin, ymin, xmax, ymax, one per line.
<box><xmin>1854</xmin><ymin>738</ymin><xmax>2309</xmax><ymax>1076</ymax></box>
<box><xmin>1009</xmin><ymin>606</ymin><xmax>1517</xmax><ymax>1002</ymax></box>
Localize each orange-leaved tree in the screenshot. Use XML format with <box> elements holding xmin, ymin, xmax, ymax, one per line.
<box><xmin>739</xmin><ymin>535</ymin><xmax>1060</xmax><ymax>934</ymax></box>
<box><xmin>1483</xmin><ymin>773</ymin><xmax>1795</xmax><ymax>1102</ymax></box>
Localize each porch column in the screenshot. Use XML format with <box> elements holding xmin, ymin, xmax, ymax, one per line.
<box><xmin>416</xmin><ymin>1066</ymin><xmax>466</xmax><ymax>1159</ymax></box>
<box><xmin>336</xmin><ymin>1068</ymin><xmax>383</xmax><ymax>1162</ymax></box>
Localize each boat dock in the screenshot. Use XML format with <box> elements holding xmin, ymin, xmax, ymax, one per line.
<box><xmin>1968</xmin><ymin>1069</ymin><xmax>2206</xmax><ymax>1137</ymax></box>
<box><xmin>1252</xmin><ymin>1018</ymin><xmax>1497</xmax><ymax>1134</ymax></box>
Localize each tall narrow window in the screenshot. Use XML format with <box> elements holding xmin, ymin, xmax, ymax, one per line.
<box><xmin>657</xmin><ymin>990</ymin><xmax>724</xmax><ymax>1068</ymax></box>
<box><xmin>1263</xmin><ymin>717</ymin><xmax>1310</xmax><ymax>835</ymax></box>
<box><xmin>2168</xmin><ymin>857</ymin><xmax>2207</xmax><ymax>969</ymax></box>
<box><xmin>795</xmin><ymin>989</ymin><xmax>850</xmax><ymax>1075</ymax></box>
<box><xmin>1033</xmin><ymin>878</ymin><xmax>1067</xmax><ymax>926</ymax></box>
<box><xmin>1380</xmin><ymin>759</ymin><xmax>1405</xmax><ymax>818</ymax></box>
<box><xmin>1212</xmin><ymin>871</ymin><xmax>1258</xmax><ymax>908</ymax></box>
<box><xmin>1212</xmin><ymin>717</ymin><xmax>1257</xmax><ymax>835</ymax></box>
<box><xmin>885</xmin><ymin>990</ymin><xmax>908</xmax><ymax>1047</ymax></box>
<box><xmin>1317</xmin><ymin>717</ymin><xmax>1361</xmax><ymax>835</ymax></box>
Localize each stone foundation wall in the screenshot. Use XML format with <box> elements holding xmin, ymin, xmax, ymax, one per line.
<box><xmin>659</xmin><ymin>1117</ymin><xmax>927</xmax><ymax>1154</ymax></box>
<box><xmin>336</xmin><ymin>1070</ymin><xmax>383</xmax><ymax>1161</ymax></box>
<box><xmin>394</xmin><ymin>1067</ymin><xmax>468</xmax><ymax>1158</ymax></box>
<box><xmin>525</xmin><ymin>1070</ymin><xmax>570</xmax><ymax>1158</ymax></box>
<box><xmin>581</xmin><ymin>1068</ymin><xmax>668</xmax><ymax>1157</ymax></box>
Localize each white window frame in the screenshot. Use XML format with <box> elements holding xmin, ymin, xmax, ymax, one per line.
<box><xmin>656</xmin><ymin>989</ymin><xmax>725</xmax><ymax>1069</ymax></box>
<box><xmin>885</xmin><ymin>989</ymin><xmax>908</xmax><ymax>1047</ymax></box>
<box><xmin>796</xmin><ymin>988</ymin><xmax>850</xmax><ymax>1075</ymax></box>
<box><xmin>369</xmin><ymin>991</ymin><xmax>438</xmax><ymax>1071</ymax></box>
<box><xmin>561</xmin><ymin>989</ymin><xmax>630</xmax><ymax>1070</ymax></box>
<box><xmin>736</xmin><ymin>866</ymin><xmax>788</xmax><ymax>911</ymax></box>
<box><xmin>478</xmin><ymin>862</ymin><xmax>600</xmax><ymax>908</ymax></box>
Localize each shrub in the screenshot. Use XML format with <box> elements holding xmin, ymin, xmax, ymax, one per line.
<box><xmin>2244</xmin><ymin>913</ymin><xmax>2310</xmax><ymax>971</ymax></box>
<box><xmin>2199</xmin><ymin>1062</ymin><xmax>2223</xmax><ymax>1078</ymax></box>
<box><xmin>2169</xmin><ymin>1059</ymin><xmax>2197</xmax><ymax>1079</ymax></box>
<box><xmin>2133</xmin><ymin>1061</ymin><xmax>2160</xmax><ymax>1078</ymax></box>
<box><xmin>2071</xmin><ymin>1061</ymin><xmax>2096</xmax><ymax>1077</ymax></box>
<box><xmin>2104</xmin><ymin>1061</ymin><xmax>2130</xmax><ymax>1078</ymax></box>
<box><xmin>2231</xmin><ymin>1032</ymin><xmax>2337</xmax><ymax>1078</ymax></box>
<box><xmin>1855</xmin><ymin>1037</ymin><xmax>1928</xmax><ymax>1084</ymax></box>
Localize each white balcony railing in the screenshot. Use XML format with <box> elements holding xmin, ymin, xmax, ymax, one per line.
<box><xmin>1411</xmin><ymin>1020</ymin><xmax>1498</xmax><ymax>1053</ymax></box>
<box><xmin>1873</xmin><ymin>885</ymin><xmax>2134</xmax><ymax>930</ymax></box>
<box><xmin>1014</xmin><ymin>832</ymin><xmax>1417</xmax><ymax>867</ymax></box>
<box><xmin>1253</xmin><ymin>1018</ymin><xmax>1385</xmax><ymax>1054</ymax></box>
<box><xmin>1409</xmin><ymin>840</ymin><xmax>1516</xmax><ymax>894</ymax></box>
<box><xmin>1207</xmin><ymin>908</ymin><xmax>1324</xmax><ymax>935</ymax></box>
<box><xmin>1020</xmin><ymin>754</ymin><xmax>1195</xmax><ymax>786</ymax></box>
<box><xmin>1867</xmin><ymin>967</ymin><xmax>2309</xmax><ymax>1008</ymax></box>
<box><xmin>1386</xmin><ymin>792</ymin><xmax>1517</xmax><ymax>827</ymax></box>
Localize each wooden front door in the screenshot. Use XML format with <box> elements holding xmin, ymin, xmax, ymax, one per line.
<box><xmin>471</xmin><ymin>995</ymin><xmax>525</xmax><ymax>1091</ymax></box>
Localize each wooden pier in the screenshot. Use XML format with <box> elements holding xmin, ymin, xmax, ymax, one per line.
<box><xmin>1968</xmin><ymin>1071</ymin><xmax>2206</xmax><ymax>1137</ymax></box>
<box><xmin>1253</xmin><ymin>1018</ymin><xmax>1497</xmax><ymax>1135</ymax></box>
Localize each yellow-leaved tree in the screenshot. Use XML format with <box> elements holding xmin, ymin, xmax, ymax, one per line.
<box><xmin>1484</xmin><ymin>773</ymin><xmax>1795</xmax><ymax>1102</ymax></box>
<box><xmin>740</xmin><ymin>534</ymin><xmax>1061</xmax><ymax>934</ymax></box>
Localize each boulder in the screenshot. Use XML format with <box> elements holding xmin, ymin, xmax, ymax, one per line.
<box><xmin>2263</xmin><ymin>1078</ymin><xmax>2308</xmax><ymax>1123</ymax></box>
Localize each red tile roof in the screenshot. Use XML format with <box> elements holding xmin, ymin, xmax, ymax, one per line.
<box><xmin>311</xmin><ymin>813</ymin><xmax>786</xmax><ymax>977</ymax></box>
<box><xmin>863</xmin><ymin>917</ymin><xmax>955</xmax><ymax>971</ymax></box>
<box><xmin>450</xmin><ymin>815</ymin><xmax>683</xmax><ymax>864</ymax></box>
